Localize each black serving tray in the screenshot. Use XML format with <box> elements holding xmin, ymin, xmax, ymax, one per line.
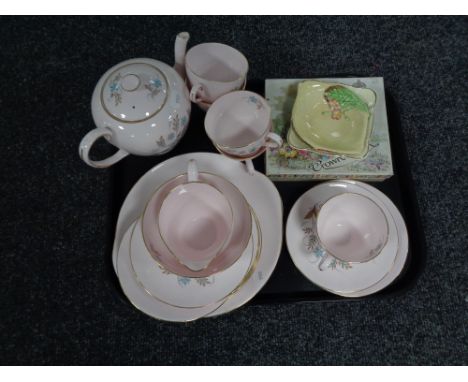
<box><xmin>107</xmin><ymin>78</ymin><xmax>426</xmax><ymax>306</ymax></box>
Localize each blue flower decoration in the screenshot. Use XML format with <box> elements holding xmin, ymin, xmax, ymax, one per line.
<box><xmin>313</xmin><ymin>246</ymin><xmax>326</xmax><ymax>259</ymax></box>
<box><xmin>168</xmin><ymin>132</ymin><xmax>175</xmax><ymax>141</ymax></box>
<box><xmin>177</xmin><ymin>277</ymin><xmax>191</xmax><ymax>287</ymax></box>
<box><xmin>110</xmin><ymin>82</ymin><xmax>120</xmax><ymax>93</ymax></box>
<box><xmin>150</xmin><ymin>78</ymin><xmax>162</xmax><ymax>88</ymax></box>
<box><xmin>181</xmin><ymin>116</ymin><xmax>188</xmax><ymax>126</ymax></box>
<box><xmin>249</xmin><ymin>96</ymin><xmax>257</xmax><ymax>103</ymax></box>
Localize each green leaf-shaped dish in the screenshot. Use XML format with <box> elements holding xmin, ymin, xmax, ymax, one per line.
<box><xmin>291</xmin><ymin>80</ymin><xmax>376</xmax><ymax>158</ymax></box>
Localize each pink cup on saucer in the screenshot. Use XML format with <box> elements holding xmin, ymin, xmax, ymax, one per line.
<box><xmin>142</xmin><ymin>159</ymin><xmax>252</xmax><ymax>277</ymax></box>
<box><xmin>316</xmin><ymin>193</ymin><xmax>389</xmax><ymax>270</ymax></box>
<box><xmin>158</xmin><ymin>160</ymin><xmax>233</xmax><ymax>271</ymax></box>
<box><xmin>204</xmin><ymin>91</ymin><xmax>283</xmax><ymax>158</ymax></box>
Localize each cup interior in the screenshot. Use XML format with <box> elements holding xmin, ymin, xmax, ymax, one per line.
<box><xmin>142</xmin><ymin>172</ymin><xmax>252</xmax><ymax>278</ymax></box>
<box><xmin>158</xmin><ymin>182</ymin><xmax>233</xmax><ymax>263</ymax></box>
<box><xmin>316</xmin><ymin>193</ymin><xmax>388</xmax><ymax>263</ymax></box>
<box><xmin>186</xmin><ymin>43</ymin><xmax>248</xmax><ymax>82</ymax></box>
<box><xmin>205</xmin><ymin>91</ymin><xmax>271</xmax><ymax>148</ymax></box>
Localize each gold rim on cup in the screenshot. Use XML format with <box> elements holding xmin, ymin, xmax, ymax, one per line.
<box><xmin>315</xmin><ymin>192</ymin><xmax>390</xmax><ymax>265</ymax></box>
<box><xmin>156</xmin><ymin>180</ymin><xmax>235</xmax><ymax>271</ymax></box>
<box><xmin>205</xmin><ymin>92</ymin><xmax>272</xmax><ymax>149</ymax></box>
<box><xmin>141</xmin><ymin>171</ymin><xmax>253</xmax><ymax>279</ymax></box>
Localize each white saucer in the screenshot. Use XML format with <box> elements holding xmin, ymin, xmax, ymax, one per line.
<box><xmin>112</xmin><ymin>152</ymin><xmax>283</xmax><ymax>317</ymax></box>
<box><xmin>129</xmin><ymin>215</ymin><xmax>257</xmax><ymax>309</ymax></box>
<box><xmin>287</xmin><ymin>180</ymin><xmax>406</xmax><ymax>296</ymax></box>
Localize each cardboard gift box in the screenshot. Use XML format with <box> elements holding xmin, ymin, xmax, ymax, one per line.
<box><xmin>265</xmin><ymin>77</ymin><xmax>393</xmax><ymax>181</ymax></box>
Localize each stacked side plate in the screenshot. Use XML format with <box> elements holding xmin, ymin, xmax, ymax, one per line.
<box><xmin>112</xmin><ymin>153</ymin><xmax>283</xmax><ymax>322</ymax></box>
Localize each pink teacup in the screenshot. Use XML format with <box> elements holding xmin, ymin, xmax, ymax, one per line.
<box><xmin>316</xmin><ymin>193</ymin><xmax>389</xmax><ymax>270</ymax></box>
<box><xmin>205</xmin><ymin>91</ymin><xmax>283</xmax><ymax>157</ymax></box>
<box><xmin>186</xmin><ymin>43</ymin><xmax>248</xmax><ymax>104</ymax></box>
<box><xmin>158</xmin><ymin>160</ymin><xmax>234</xmax><ymax>271</ymax></box>
<box><xmin>142</xmin><ymin>161</ymin><xmax>252</xmax><ymax>278</ymax></box>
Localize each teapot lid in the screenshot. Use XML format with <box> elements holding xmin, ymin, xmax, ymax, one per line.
<box><xmin>100</xmin><ymin>62</ymin><xmax>169</xmax><ymax>123</ymax></box>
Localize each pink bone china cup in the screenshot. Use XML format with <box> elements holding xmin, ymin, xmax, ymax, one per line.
<box><xmin>141</xmin><ymin>164</ymin><xmax>252</xmax><ymax>278</ymax></box>
<box><xmin>185</xmin><ymin>42</ymin><xmax>248</xmax><ymax>104</ymax></box>
<box><xmin>316</xmin><ymin>193</ymin><xmax>389</xmax><ymax>268</ymax></box>
<box><xmin>204</xmin><ymin>91</ymin><xmax>283</xmax><ymax>157</ymax></box>
<box><xmin>157</xmin><ymin>160</ymin><xmax>234</xmax><ymax>272</ymax></box>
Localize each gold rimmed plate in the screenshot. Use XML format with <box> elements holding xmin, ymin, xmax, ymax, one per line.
<box><xmin>130</xmin><ymin>209</ymin><xmax>258</xmax><ymax>309</ymax></box>
<box><xmin>112</xmin><ymin>153</ymin><xmax>283</xmax><ymax>318</ymax></box>
<box><xmin>116</xmin><ymin>206</ymin><xmax>261</xmax><ymax>322</ymax></box>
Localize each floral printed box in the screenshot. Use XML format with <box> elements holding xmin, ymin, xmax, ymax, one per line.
<box><xmin>265</xmin><ymin>78</ymin><xmax>393</xmax><ymax>181</ymax></box>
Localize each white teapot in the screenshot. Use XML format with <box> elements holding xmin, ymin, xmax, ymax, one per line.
<box><xmin>79</xmin><ymin>32</ymin><xmax>191</xmax><ymax>168</ymax></box>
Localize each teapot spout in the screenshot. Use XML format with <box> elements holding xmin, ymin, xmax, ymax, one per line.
<box><xmin>174</xmin><ymin>32</ymin><xmax>190</xmax><ymax>80</ymax></box>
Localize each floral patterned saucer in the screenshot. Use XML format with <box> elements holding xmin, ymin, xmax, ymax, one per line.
<box><xmin>128</xmin><ymin>216</ymin><xmax>257</xmax><ymax>310</ymax></box>
<box><xmin>286</xmin><ymin>180</ymin><xmax>399</xmax><ymax>295</ymax></box>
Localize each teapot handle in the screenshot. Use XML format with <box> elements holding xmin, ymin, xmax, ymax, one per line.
<box><xmin>79</xmin><ymin>126</ymin><xmax>129</xmax><ymax>168</ymax></box>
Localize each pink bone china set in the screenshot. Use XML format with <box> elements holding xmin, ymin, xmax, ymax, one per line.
<box><xmin>78</xmin><ymin>32</ymin><xmax>409</xmax><ymax>322</ymax></box>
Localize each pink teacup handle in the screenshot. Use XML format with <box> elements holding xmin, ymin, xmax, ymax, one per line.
<box><xmin>264</xmin><ymin>132</ymin><xmax>283</xmax><ymax>148</ymax></box>
<box><xmin>187</xmin><ymin>159</ymin><xmax>199</xmax><ymax>182</ymax></box>
<box><xmin>189</xmin><ymin>83</ymin><xmax>205</xmax><ymax>103</ymax></box>
<box><xmin>244</xmin><ymin>159</ymin><xmax>255</xmax><ymax>176</ymax></box>
<box><xmin>79</xmin><ymin>126</ymin><xmax>129</xmax><ymax>168</ymax></box>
